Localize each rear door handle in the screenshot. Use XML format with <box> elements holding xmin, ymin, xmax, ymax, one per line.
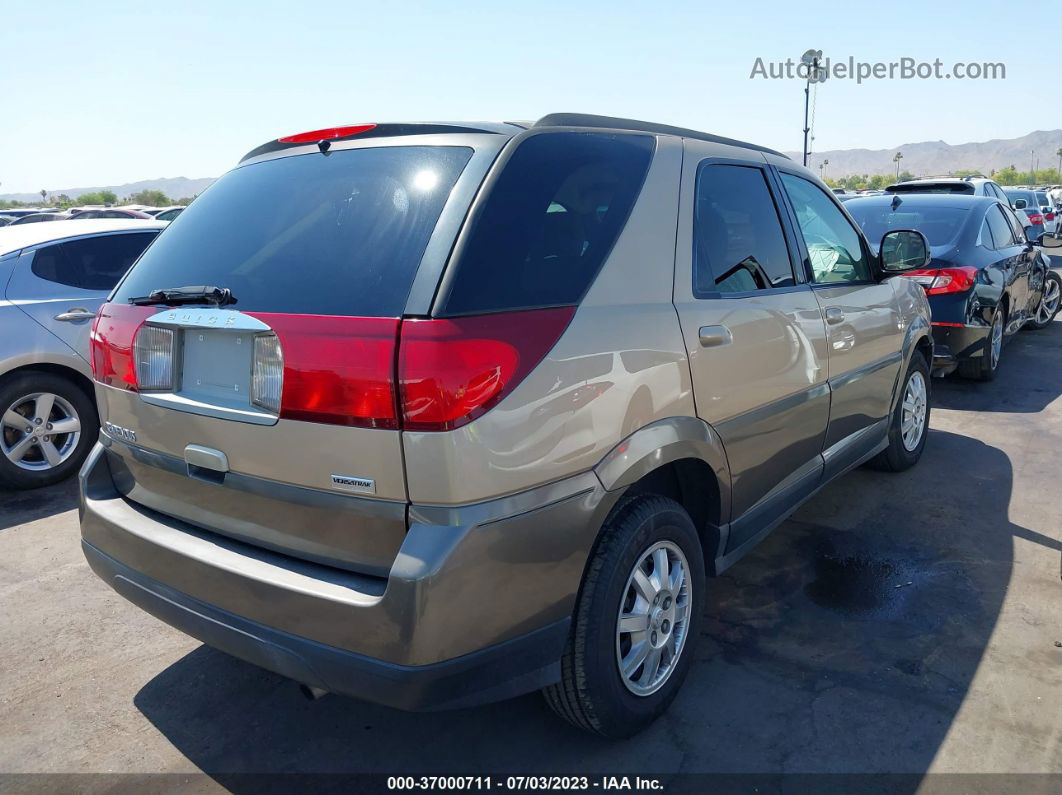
<box><xmin>698</xmin><ymin>325</ymin><xmax>732</xmax><ymax>348</ymax></box>
<box><xmin>825</xmin><ymin>307</ymin><xmax>845</xmax><ymax>325</ymax></box>
<box><xmin>53</xmin><ymin>308</ymin><xmax>95</xmax><ymax>322</ymax></box>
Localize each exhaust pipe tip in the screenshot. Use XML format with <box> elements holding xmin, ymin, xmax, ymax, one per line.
<box><xmin>299</xmin><ymin>684</ymin><xmax>329</xmax><ymax>701</ymax></box>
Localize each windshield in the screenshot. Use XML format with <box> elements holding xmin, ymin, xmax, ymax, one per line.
<box><xmin>846</xmin><ymin>203</ymin><xmax>970</xmax><ymax>249</ymax></box>
<box><xmin>113</xmin><ymin>145</ymin><xmax>473</xmax><ymax>317</ymax></box>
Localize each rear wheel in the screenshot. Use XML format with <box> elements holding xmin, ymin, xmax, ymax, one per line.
<box><xmin>959</xmin><ymin>306</ymin><xmax>1005</xmax><ymax>382</ymax></box>
<box><xmin>868</xmin><ymin>352</ymin><xmax>930</xmax><ymax>472</ymax></box>
<box><xmin>1029</xmin><ymin>271</ymin><xmax>1061</xmax><ymax>329</ymax></box>
<box><xmin>0</xmin><ymin>373</ymin><xmax>97</xmax><ymax>490</ymax></box>
<box><xmin>543</xmin><ymin>495</ymin><xmax>705</xmax><ymax>738</ymax></box>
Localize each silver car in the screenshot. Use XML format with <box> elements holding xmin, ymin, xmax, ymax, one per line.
<box><xmin>0</xmin><ymin>219</ymin><xmax>164</xmax><ymax>488</ymax></box>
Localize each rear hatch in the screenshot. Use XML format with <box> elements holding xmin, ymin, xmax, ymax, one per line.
<box><xmin>92</xmin><ymin>136</ymin><xmax>490</xmax><ymax>577</ymax></box>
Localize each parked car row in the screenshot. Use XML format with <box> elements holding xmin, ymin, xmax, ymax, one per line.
<box><xmin>0</xmin><ymin>115</ymin><xmax>1055</xmax><ymax>738</ymax></box>
<box><xmin>0</xmin><ymin>205</ymin><xmax>184</xmax><ymax>227</ymax></box>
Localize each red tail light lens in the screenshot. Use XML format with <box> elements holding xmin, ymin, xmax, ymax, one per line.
<box><xmin>248</xmin><ymin>314</ymin><xmax>400</xmax><ymax>429</ymax></box>
<box><xmin>277</xmin><ymin>124</ymin><xmax>376</xmax><ymax>144</ymax></box>
<box><xmin>398</xmin><ymin>308</ymin><xmax>575</xmax><ymax>432</ymax></box>
<box><xmin>90</xmin><ymin>303</ymin><xmax>159</xmax><ymax>390</ymax></box>
<box><xmin>1028</xmin><ymin>212</ymin><xmax>1044</xmax><ymax>225</ymax></box>
<box><xmin>904</xmin><ymin>267</ymin><xmax>978</xmax><ymax>296</ymax></box>
<box><xmin>1046</xmin><ymin>212</ymin><xmax>1056</xmax><ymax>222</ymax></box>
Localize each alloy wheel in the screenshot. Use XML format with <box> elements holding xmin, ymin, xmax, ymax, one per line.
<box><xmin>1036</xmin><ymin>278</ymin><xmax>1060</xmax><ymax>325</ymax></box>
<box><xmin>1</xmin><ymin>392</ymin><xmax>82</xmax><ymax>471</ymax></box>
<box><xmin>990</xmin><ymin>311</ymin><xmax>1004</xmax><ymax>370</ymax></box>
<box><xmin>900</xmin><ymin>371</ymin><xmax>928</xmax><ymax>452</ymax></box>
<box><xmin>615</xmin><ymin>540</ymin><xmax>691</xmax><ymax>696</ymax></box>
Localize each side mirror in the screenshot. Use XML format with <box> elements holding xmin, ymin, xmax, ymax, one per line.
<box><xmin>879</xmin><ymin>229</ymin><xmax>931</xmax><ymax>272</ymax></box>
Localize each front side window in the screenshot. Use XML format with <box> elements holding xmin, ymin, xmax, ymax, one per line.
<box><xmin>780</xmin><ymin>173</ymin><xmax>872</xmax><ymax>284</ymax></box>
<box><xmin>693</xmin><ymin>163</ymin><xmax>794</xmax><ymax>295</ymax></box>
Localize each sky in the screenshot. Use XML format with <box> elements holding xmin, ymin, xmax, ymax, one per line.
<box><xmin>0</xmin><ymin>1</ymin><xmax>1049</xmax><ymax>193</ymax></box>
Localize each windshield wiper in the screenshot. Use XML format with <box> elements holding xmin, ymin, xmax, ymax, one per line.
<box><xmin>129</xmin><ymin>286</ymin><xmax>236</xmax><ymax>307</ymax></box>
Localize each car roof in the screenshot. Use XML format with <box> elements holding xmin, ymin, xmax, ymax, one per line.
<box><xmin>842</xmin><ymin>193</ymin><xmax>998</xmax><ymax>210</ymax></box>
<box><xmin>239</xmin><ymin>114</ymin><xmax>788</xmax><ymax>164</ymax></box>
<box><xmin>0</xmin><ymin>218</ymin><xmax>166</xmax><ymax>256</ymax></box>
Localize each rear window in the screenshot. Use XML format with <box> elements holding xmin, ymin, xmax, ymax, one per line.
<box><xmin>846</xmin><ymin>203</ymin><xmax>970</xmax><ymax>248</ymax></box>
<box><xmin>437</xmin><ymin>132</ymin><xmax>654</xmax><ymax>315</ymax></box>
<box><xmin>113</xmin><ymin>146</ymin><xmax>473</xmax><ymax>316</ymax></box>
<box><xmin>888</xmin><ymin>182</ymin><xmax>974</xmax><ymax>195</ymax></box>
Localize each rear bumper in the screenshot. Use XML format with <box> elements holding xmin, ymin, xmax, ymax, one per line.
<box><xmin>931</xmin><ymin>324</ymin><xmax>990</xmax><ymax>375</ymax></box>
<box><xmin>80</xmin><ymin>442</ymin><xmax>616</xmax><ymax>710</ymax></box>
<box><xmin>82</xmin><ymin>539</ymin><xmax>567</xmax><ymax>711</ymax></box>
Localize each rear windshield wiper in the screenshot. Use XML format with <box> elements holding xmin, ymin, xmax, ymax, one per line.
<box><xmin>129</xmin><ymin>286</ymin><xmax>236</xmax><ymax>307</ymax></box>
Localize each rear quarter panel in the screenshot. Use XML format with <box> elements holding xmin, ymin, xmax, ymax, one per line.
<box><xmin>401</xmin><ymin>137</ymin><xmax>696</xmax><ymax>505</ymax></box>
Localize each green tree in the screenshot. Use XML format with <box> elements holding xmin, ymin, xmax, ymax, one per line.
<box><xmin>174</xmin><ymin>196</ymin><xmax>195</xmax><ymax>206</ymax></box>
<box><xmin>994</xmin><ymin>166</ymin><xmax>1019</xmax><ymax>185</ymax></box>
<box><xmin>127</xmin><ymin>189</ymin><xmax>171</xmax><ymax>207</ymax></box>
<box><xmin>74</xmin><ymin>190</ymin><xmax>118</xmax><ymax>205</ymax></box>
<box><xmin>896</xmin><ymin>170</ymin><xmax>915</xmax><ymax>183</ymax></box>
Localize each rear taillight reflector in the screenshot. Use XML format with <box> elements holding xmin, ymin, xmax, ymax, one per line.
<box><xmin>248</xmin><ymin>313</ymin><xmax>400</xmax><ymax>429</ymax></box>
<box><xmin>277</xmin><ymin>124</ymin><xmax>376</xmax><ymax>144</ymax></box>
<box><xmin>90</xmin><ymin>303</ymin><xmax>159</xmax><ymax>390</ymax></box>
<box><xmin>251</xmin><ymin>334</ymin><xmax>284</xmax><ymax>414</ymax></box>
<box><xmin>904</xmin><ymin>267</ymin><xmax>978</xmax><ymax>296</ymax></box>
<box><xmin>1028</xmin><ymin>212</ymin><xmax>1044</xmax><ymax>225</ymax></box>
<box><xmin>398</xmin><ymin>308</ymin><xmax>575</xmax><ymax>432</ymax></box>
<box><xmin>133</xmin><ymin>326</ymin><xmax>175</xmax><ymax>391</ymax></box>
<box><xmin>1046</xmin><ymin>212</ymin><xmax>1056</xmax><ymax>221</ymax></box>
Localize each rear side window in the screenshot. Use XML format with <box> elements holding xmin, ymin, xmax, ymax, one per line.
<box><xmin>32</xmin><ymin>232</ymin><xmax>158</xmax><ymax>290</ymax></box>
<box><xmin>694</xmin><ymin>163</ymin><xmax>794</xmax><ymax>294</ymax></box>
<box><xmin>438</xmin><ymin>132</ymin><xmax>654</xmax><ymax>315</ymax></box>
<box><xmin>984</xmin><ymin>205</ymin><xmax>1016</xmax><ymax>248</ymax></box>
<box><xmin>113</xmin><ymin>146</ymin><xmax>473</xmax><ymax>316</ymax></box>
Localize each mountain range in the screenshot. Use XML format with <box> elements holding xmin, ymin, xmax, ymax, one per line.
<box><xmin>787</xmin><ymin>129</ymin><xmax>1062</xmax><ymax>178</ymax></box>
<box><xmin>0</xmin><ymin>176</ymin><xmax>215</xmax><ymax>203</ymax></box>
<box><xmin>4</xmin><ymin>128</ymin><xmax>1061</xmax><ymax>201</ymax></box>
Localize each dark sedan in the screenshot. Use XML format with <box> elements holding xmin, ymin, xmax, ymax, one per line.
<box><xmin>846</xmin><ymin>194</ymin><xmax>1060</xmax><ymax>381</ymax></box>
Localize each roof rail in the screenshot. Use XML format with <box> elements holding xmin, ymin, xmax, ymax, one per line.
<box><xmin>533</xmin><ymin>113</ymin><xmax>790</xmax><ymax>159</ymax></box>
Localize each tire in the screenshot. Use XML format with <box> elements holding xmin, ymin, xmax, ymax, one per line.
<box><xmin>543</xmin><ymin>495</ymin><xmax>705</xmax><ymax>738</ymax></box>
<box><xmin>958</xmin><ymin>305</ymin><xmax>1005</xmax><ymax>382</ymax></box>
<box><xmin>1028</xmin><ymin>271</ymin><xmax>1061</xmax><ymax>330</ymax></box>
<box><xmin>868</xmin><ymin>352</ymin><xmax>931</xmax><ymax>472</ymax></box>
<box><xmin>0</xmin><ymin>372</ymin><xmax>98</xmax><ymax>490</ymax></box>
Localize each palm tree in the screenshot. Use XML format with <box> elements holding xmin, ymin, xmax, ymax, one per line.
<box><xmin>893</xmin><ymin>152</ymin><xmax>903</xmax><ymax>181</ymax></box>
<box><xmin>40</xmin><ymin>189</ymin><xmax>47</xmax><ymax>204</ymax></box>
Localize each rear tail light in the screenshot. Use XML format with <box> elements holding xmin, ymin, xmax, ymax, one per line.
<box><xmin>903</xmin><ymin>267</ymin><xmax>978</xmax><ymax>296</ymax></box>
<box><xmin>249</xmin><ymin>314</ymin><xmax>400</xmax><ymax>429</ymax></box>
<box><xmin>90</xmin><ymin>303</ymin><xmax>159</xmax><ymax>390</ymax></box>
<box><xmin>251</xmin><ymin>334</ymin><xmax>283</xmax><ymax>414</ymax></box>
<box><xmin>133</xmin><ymin>326</ymin><xmax>175</xmax><ymax>391</ymax></box>
<box><xmin>398</xmin><ymin>308</ymin><xmax>575</xmax><ymax>431</ymax></box>
<box><xmin>92</xmin><ymin>304</ymin><xmax>575</xmax><ymax>432</ymax></box>
<box><xmin>1028</xmin><ymin>212</ymin><xmax>1044</xmax><ymax>225</ymax></box>
<box><xmin>1046</xmin><ymin>212</ymin><xmax>1056</xmax><ymax>222</ymax></box>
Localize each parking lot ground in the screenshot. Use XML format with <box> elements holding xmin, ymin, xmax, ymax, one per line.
<box><xmin>1</xmin><ymin>267</ymin><xmax>1061</xmax><ymax>791</ymax></box>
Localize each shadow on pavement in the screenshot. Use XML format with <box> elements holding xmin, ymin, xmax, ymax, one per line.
<box><xmin>0</xmin><ymin>479</ymin><xmax>79</xmax><ymax>532</ymax></box>
<box><xmin>933</xmin><ymin>315</ymin><xmax>1062</xmax><ymax>413</ymax></box>
<box><xmin>134</xmin><ymin>429</ymin><xmax>1050</xmax><ymax>783</ymax></box>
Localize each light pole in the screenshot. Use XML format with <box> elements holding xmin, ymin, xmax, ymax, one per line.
<box><xmin>800</xmin><ymin>49</ymin><xmax>826</xmax><ymax>167</ymax></box>
<box><xmin>894</xmin><ymin>152</ymin><xmax>903</xmax><ymax>181</ymax></box>
<box><xmin>1056</xmin><ymin>147</ymin><xmax>1062</xmax><ymax>180</ymax></box>
<box><xmin>1030</xmin><ymin>149</ymin><xmax>1035</xmax><ymax>182</ymax></box>
<box><xmin>820</xmin><ymin>158</ymin><xmax>829</xmax><ymax>182</ymax></box>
